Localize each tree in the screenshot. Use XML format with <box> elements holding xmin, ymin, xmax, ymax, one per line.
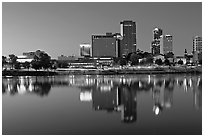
<box><xmin>126</xmin><ymin>52</ymin><xmax>133</xmax><ymax>61</ymax></box>
<box><xmin>164</xmin><ymin>58</ymin><xmax>170</xmax><ymax>66</ymax></box>
<box><xmin>198</xmin><ymin>59</ymin><xmax>202</xmax><ymax>65</ymax></box>
<box><xmin>50</xmin><ymin>60</ymin><xmax>58</xmax><ymax>71</ymax></box>
<box><xmin>31</xmin><ymin>60</ymin><xmax>41</xmax><ymax>71</ymax></box>
<box><xmin>164</xmin><ymin>52</ymin><xmax>174</xmax><ymax>59</ymax></box>
<box><xmin>14</xmin><ymin>62</ymin><xmax>21</xmax><ymax>69</ymax></box>
<box><xmin>178</xmin><ymin>59</ymin><xmax>183</xmax><ymax>65</ymax></box>
<box><xmin>23</xmin><ymin>61</ymin><xmax>30</xmax><ymax>70</ymax></box>
<box><xmin>145</xmin><ymin>56</ymin><xmax>154</xmax><ymax>65</ymax></box>
<box><xmin>113</xmin><ymin>57</ymin><xmax>120</xmax><ymax>65</ymax></box>
<box><xmin>130</xmin><ymin>53</ymin><xmax>139</xmax><ymax>65</ymax></box>
<box><xmin>31</xmin><ymin>51</ymin><xmax>51</xmax><ymax>70</ymax></box>
<box><xmin>198</xmin><ymin>52</ymin><xmax>202</xmax><ymax>65</ymax></box>
<box><xmin>139</xmin><ymin>59</ymin><xmax>145</xmax><ymax>65</ymax></box>
<box><xmin>2</xmin><ymin>56</ymin><xmax>7</xmax><ymax>67</ymax></box>
<box><xmin>155</xmin><ymin>58</ymin><xmax>163</xmax><ymax>65</ymax></box>
<box><xmin>119</xmin><ymin>58</ymin><xmax>127</xmax><ymax>66</ymax></box>
<box><xmin>39</xmin><ymin>52</ymin><xmax>51</xmax><ymax>70</ymax></box>
<box><xmin>143</xmin><ymin>52</ymin><xmax>152</xmax><ymax>58</ymax></box>
<box><xmin>9</xmin><ymin>54</ymin><xmax>17</xmax><ymax>69</ymax></box>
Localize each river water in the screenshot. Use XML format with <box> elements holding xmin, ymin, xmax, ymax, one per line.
<box><xmin>2</xmin><ymin>74</ymin><xmax>202</xmax><ymax>135</ymax></box>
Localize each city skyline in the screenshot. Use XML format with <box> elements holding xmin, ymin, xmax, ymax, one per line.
<box><xmin>2</xmin><ymin>2</ymin><xmax>202</xmax><ymax>59</ymax></box>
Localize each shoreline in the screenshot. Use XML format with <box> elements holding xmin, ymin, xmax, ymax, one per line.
<box><xmin>2</xmin><ymin>66</ymin><xmax>202</xmax><ymax>76</ymax></box>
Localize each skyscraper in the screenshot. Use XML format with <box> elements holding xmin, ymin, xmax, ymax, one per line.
<box><xmin>193</xmin><ymin>36</ymin><xmax>202</xmax><ymax>53</ymax></box>
<box><xmin>120</xmin><ymin>20</ymin><xmax>137</xmax><ymax>57</ymax></box>
<box><xmin>92</xmin><ymin>33</ymin><xmax>121</xmax><ymax>57</ymax></box>
<box><xmin>151</xmin><ymin>27</ymin><xmax>163</xmax><ymax>55</ymax></box>
<box><xmin>163</xmin><ymin>35</ymin><xmax>173</xmax><ymax>55</ymax></box>
<box><xmin>151</xmin><ymin>40</ymin><xmax>161</xmax><ymax>55</ymax></box>
<box><xmin>192</xmin><ymin>36</ymin><xmax>202</xmax><ymax>64</ymax></box>
<box><xmin>153</xmin><ymin>27</ymin><xmax>163</xmax><ymax>40</ymax></box>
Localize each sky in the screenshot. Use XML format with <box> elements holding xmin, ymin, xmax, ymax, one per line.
<box><xmin>2</xmin><ymin>2</ymin><xmax>202</xmax><ymax>59</ymax></box>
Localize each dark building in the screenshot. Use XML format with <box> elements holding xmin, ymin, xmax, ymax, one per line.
<box><xmin>163</xmin><ymin>35</ymin><xmax>173</xmax><ymax>55</ymax></box>
<box><xmin>120</xmin><ymin>20</ymin><xmax>137</xmax><ymax>57</ymax></box>
<box><xmin>92</xmin><ymin>33</ymin><xmax>121</xmax><ymax>57</ymax></box>
<box><xmin>80</xmin><ymin>43</ymin><xmax>91</xmax><ymax>57</ymax></box>
<box><xmin>151</xmin><ymin>27</ymin><xmax>163</xmax><ymax>55</ymax></box>
<box><xmin>151</xmin><ymin>40</ymin><xmax>161</xmax><ymax>55</ymax></box>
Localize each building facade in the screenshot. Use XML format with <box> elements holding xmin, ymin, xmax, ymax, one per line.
<box><xmin>192</xmin><ymin>36</ymin><xmax>202</xmax><ymax>64</ymax></box>
<box><xmin>163</xmin><ymin>35</ymin><xmax>173</xmax><ymax>55</ymax></box>
<box><xmin>80</xmin><ymin>43</ymin><xmax>91</xmax><ymax>57</ymax></box>
<box><xmin>120</xmin><ymin>20</ymin><xmax>137</xmax><ymax>57</ymax></box>
<box><xmin>193</xmin><ymin>36</ymin><xmax>202</xmax><ymax>53</ymax></box>
<box><xmin>151</xmin><ymin>27</ymin><xmax>163</xmax><ymax>55</ymax></box>
<box><xmin>151</xmin><ymin>40</ymin><xmax>161</xmax><ymax>55</ymax></box>
<box><xmin>92</xmin><ymin>33</ymin><xmax>120</xmax><ymax>57</ymax></box>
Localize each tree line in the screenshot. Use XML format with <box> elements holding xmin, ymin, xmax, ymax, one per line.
<box><xmin>2</xmin><ymin>52</ymin><xmax>57</xmax><ymax>71</ymax></box>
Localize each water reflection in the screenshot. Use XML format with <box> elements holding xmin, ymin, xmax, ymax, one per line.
<box><xmin>2</xmin><ymin>74</ymin><xmax>202</xmax><ymax>123</ymax></box>
<box><xmin>2</xmin><ymin>76</ymin><xmax>51</xmax><ymax>97</ymax></box>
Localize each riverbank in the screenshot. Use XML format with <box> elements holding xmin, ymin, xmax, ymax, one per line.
<box><xmin>2</xmin><ymin>66</ymin><xmax>202</xmax><ymax>76</ymax></box>
<box><xmin>2</xmin><ymin>70</ymin><xmax>57</xmax><ymax>76</ymax></box>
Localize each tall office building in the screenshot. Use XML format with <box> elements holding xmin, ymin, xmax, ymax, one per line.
<box><xmin>92</xmin><ymin>33</ymin><xmax>121</xmax><ymax>57</ymax></box>
<box><xmin>151</xmin><ymin>40</ymin><xmax>161</xmax><ymax>55</ymax></box>
<box><xmin>80</xmin><ymin>43</ymin><xmax>91</xmax><ymax>57</ymax></box>
<box><xmin>151</xmin><ymin>27</ymin><xmax>163</xmax><ymax>55</ymax></box>
<box><xmin>163</xmin><ymin>35</ymin><xmax>173</xmax><ymax>55</ymax></box>
<box><xmin>120</xmin><ymin>20</ymin><xmax>137</xmax><ymax>57</ymax></box>
<box><xmin>153</xmin><ymin>27</ymin><xmax>163</xmax><ymax>40</ymax></box>
<box><xmin>192</xmin><ymin>36</ymin><xmax>202</xmax><ymax>63</ymax></box>
<box><xmin>193</xmin><ymin>36</ymin><xmax>202</xmax><ymax>53</ymax></box>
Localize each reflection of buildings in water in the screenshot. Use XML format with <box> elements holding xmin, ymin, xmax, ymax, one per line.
<box><xmin>92</xmin><ymin>85</ymin><xmax>118</xmax><ymax>111</ymax></box>
<box><xmin>152</xmin><ymin>89</ymin><xmax>163</xmax><ymax>115</ymax></box>
<box><xmin>193</xmin><ymin>77</ymin><xmax>202</xmax><ymax>109</ymax></box>
<box><xmin>3</xmin><ymin>74</ymin><xmax>202</xmax><ymax>111</ymax></box>
<box><xmin>118</xmin><ymin>83</ymin><xmax>137</xmax><ymax>123</ymax></box>
<box><xmin>164</xmin><ymin>87</ymin><xmax>173</xmax><ymax>109</ymax></box>
<box><xmin>78</xmin><ymin>77</ymin><xmax>138</xmax><ymax>123</ymax></box>
<box><xmin>152</xmin><ymin>76</ymin><xmax>174</xmax><ymax>115</ymax></box>
<box><xmin>80</xmin><ymin>91</ymin><xmax>92</xmax><ymax>102</ymax></box>
<box><xmin>2</xmin><ymin>77</ymin><xmax>51</xmax><ymax>97</ymax></box>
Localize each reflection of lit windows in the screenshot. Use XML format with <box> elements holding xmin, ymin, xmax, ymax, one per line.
<box><xmin>17</xmin><ymin>84</ymin><xmax>26</xmax><ymax>94</ymax></box>
<box><xmin>164</xmin><ymin>102</ymin><xmax>172</xmax><ymax>108</ymax></box>
<box><xmin>100</xmin><ymin>85</ymin><xmax>111</xmax><ymax>92</ymax></box>
<box><xmin>183</xmin><ymin>78</ymin><xmax>187</xmax><ymax>92</ymax></box>
<box><xmin>7</xmin><ymin>84</ymin><xmax>13</xmax><ymax>92</ymax></box>
<box><xmin>80</xmin><ymin>92</ymin><xmax>92</xmax><ymax>102</ymax></box>
<box><xmin>139</xmin><ymin>81</ymin><xmax>142</xmax><ymax>88</ymax></box>
<box><xmin>153</xmin><ymin>105</ymin><xmax>163</xmax><ymax>115</ymax></box>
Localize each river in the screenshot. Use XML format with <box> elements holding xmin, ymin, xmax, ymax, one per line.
<box><xmin>2</xmin><ymin>74</ymin><xmax>202</xmax><ymax>135</ymax></box>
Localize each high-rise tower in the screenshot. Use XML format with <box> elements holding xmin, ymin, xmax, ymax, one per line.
<box><xmin>193</xmin><ymin>36</ymin><xmax>202</xmax><ymax>53</ymax></box>
<box><xmin>120</xmin><ymin>20</ymin><xmax>137</xmax><ymax>57</ymax></box>
<box><xmin>163</xmin><ymin>35</ymin><xmax>173</xmax><ymax>55</ymax></box>
<box><xmin>151</xmin><ymin>27</ymin><xmax>163</xmax><ymax>55</ymax></box>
